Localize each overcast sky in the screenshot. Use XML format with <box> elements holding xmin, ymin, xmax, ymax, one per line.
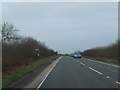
<box><xmin>2</xmin><ymin>2</ymin><xmax>118</xmax><ymax>54</ymax></box>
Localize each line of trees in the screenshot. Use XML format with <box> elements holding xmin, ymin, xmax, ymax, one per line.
<box><xmin>81</xmin><ymin>41</ymin><xmax>119</xmax><ymax>61</ymax></box>
<box><xmin>1</xmin><ymin>22</ymin><xmax>58</xmax><ymax>74</ymax></box>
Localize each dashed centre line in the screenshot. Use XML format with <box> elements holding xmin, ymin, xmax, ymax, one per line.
<box><xmin>80</xmin><ymin>62</ymin><xmax>86</xmax><ymax>66</ymax></box>
<box><xmin>73</xmin><ymin>59</ymin><xmax>103</xmax><ymax>75</ymax></box>
<box><xmin>72</xmin><ymin>58</ymin><xmax>119</xmax><ymax>86</ymax></box>
<box><xmin>106</xmin><ymin>76</ymin><xmax>110</xmax><ymax>79</ymax></box>
<box><xmin>116</xmin><ymin>81</ymin><xmax>120</xmax><ymax>85</ymax></box>
<box><xmin>88</xmin><ymin>67</ymin><xmax>103</xmax><ymax>75</ymax></box>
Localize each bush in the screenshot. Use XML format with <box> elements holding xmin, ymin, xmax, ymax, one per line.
<box><xmin>1</xmin><ymin>22</ymin><xmax>58</xmax><ymax>75</ymax></box>
<box><xmin>81</xmin><ymin>41</ymin><xmax>118</xmax><ymax>60</ymax></box>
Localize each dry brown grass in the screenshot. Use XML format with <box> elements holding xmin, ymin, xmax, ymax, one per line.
<box><xmin>82</xmin><ymin>41</ymin><xmax>119</xmax><ymax>64</ymax></box>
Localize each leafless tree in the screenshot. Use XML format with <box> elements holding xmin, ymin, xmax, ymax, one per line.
<box><xmin>1</xmin><ymin>22</ymin><xmax>19</xmax><ymax>43</ymax></box>
<box><xmin>2</xmin><ymin>22</ymin><xmax>58</xmax><ymax>74</ymax></box>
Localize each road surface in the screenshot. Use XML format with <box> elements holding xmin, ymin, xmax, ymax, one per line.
<box><xmin>37</xmin><ymin>56</ymin><xmax>119</xmax><ymax>88</ymax></box>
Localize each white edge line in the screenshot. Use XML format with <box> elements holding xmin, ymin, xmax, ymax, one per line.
<box><xmin>36</xmin><ymin>56</ymin><xmax>62</xmax><ymax>90</ymax></box>
<box><xmin>85</xmin><ymin>58</ymin><xmax>120</xmax><ymax>68</ymax></box>
<box><xmin>88</xmin><ymin>67</ymin><xmax>103</xmax><ymax>75</ymax></box>
<box><xmin>116</xmin><ymin>81</ymin><xmax>120</xmax><ymax>85</ymax></box>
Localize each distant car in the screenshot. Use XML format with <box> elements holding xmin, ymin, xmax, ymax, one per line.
<box><xmin>73</xmin><ymin>54</ymin><xmax>81</xmax><ymax>58</ymax></box>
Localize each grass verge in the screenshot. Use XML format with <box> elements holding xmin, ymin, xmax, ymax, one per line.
<box><xmin>84</xmin><ymin>56</ymin><xmax>119</xmax><ymax>66</ymax></box>
<box><xmin>0</xmin><ymin>78</ymin><xmax>2</xmax><ymax>89</ymax></box>
<box><xmin>2</xmin><ymin>55</ymin><xmax>60</xmax><ymax>88</ymax></box>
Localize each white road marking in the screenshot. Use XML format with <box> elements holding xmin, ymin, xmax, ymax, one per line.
<box><xmin>74</xmin><ymin>59</ymin><xmax>103</xmax><ymax>75</ymax></box>
<box><xmin>80</xmin><ymin>62</ymin><xmax>85</xmax><ymax>66</ymax></box>
<box><xmin>73</xmin><ymin>59</ymin><xmax>87</xmax><ymax>67</ymax></box>
<box><xmin>85</xmin><ymin>58</ymin><xmax>119</xmax><ymax>68</ymax></box>
<box><xmin>106</xmin><ymin>76</ymin><xmax>110</xmax><ymax>79</ymax></box>
<box><xmin>72</xmin><ymin>57</ymin><xmax>120</xmax><ymax>86</ymax></box>
<box><xmin>116</xmin><ymin>81</ymin><xmax>120</xmax><ymax>85</ymax></box>
<box><xmin>36</xmin><ymin>56</ymin><xmax>62</xmax><ymax>89</ymax></box>
<box><xmin>69</xmin><ymin>57</ymin><xmax>119</xmax><ymax>86</ymax></box>
<box><xmin>75</xmin><ymin>60</ymin><xmax>79</xmax><ymax>62</ymax></box>
<box><xmin>73</xmin><ymin>59</ymin><xmax>76</xmax><ymax>62</ymax></box>
<box><xmin>88</xmin><ymin>67</ymin><xmax>103</xmax><ymax>75</ymax></box>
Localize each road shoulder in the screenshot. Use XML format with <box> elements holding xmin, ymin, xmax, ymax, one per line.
<box><xmin>7</xmin><ymin>56</ymin><xmax>61</xmax><ymax>88</ymax></box>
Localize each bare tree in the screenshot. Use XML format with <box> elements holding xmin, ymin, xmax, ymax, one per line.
<box><xmin>2</xmin><ymin>22</ymin><xmax>58</xmax><ymax>75</ymax></box>
<box><xmin>1</xmin><ymin>22</ymin><xmax>19</xmax><ymax>43</ymax></box>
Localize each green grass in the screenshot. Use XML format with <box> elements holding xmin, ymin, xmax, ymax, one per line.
<box><xmin>0</xmin><ymin>78</ymin><xmax>2</xmax><ymax>89</ymax></box>
<box><xmin>84</xmin><ymin>56</ymin><xmax>119</xmax><ymax>65</ymax></box>
<box><xmin>2</xmin><ymin>55</ymin><xmax>60</xmax><ymax>88</ymax></box>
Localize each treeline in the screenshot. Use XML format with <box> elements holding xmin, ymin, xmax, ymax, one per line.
<box><xmin>1</xmin><ymin>22</ymin><xmax>57</xmax><ymax>74</ymax></box>
<box><xmin>81</xmin><ymin>41</ymin><xmax>119</xmax><ymax>61</ymax></box>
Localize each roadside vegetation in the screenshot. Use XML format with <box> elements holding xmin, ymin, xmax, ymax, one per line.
<box><xmin>3</xmin><ymin>55</ymin><xmax>59</xmax><ymax>88</ymax></box>
<box><xmin>81</xmin><ymin>41</ymin><xmax>119</xmax><ymax>65</ymax></box>
<box><xmin>1</xmin><ymin>22</ymin><xmax>59</xmax><ymax>88</ymax></box>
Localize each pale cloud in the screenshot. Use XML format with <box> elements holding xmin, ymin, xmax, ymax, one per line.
<box><xmin>2</xmin><ymin>2</ymin><xmax>118</xmax><ymax>53</ymax></box>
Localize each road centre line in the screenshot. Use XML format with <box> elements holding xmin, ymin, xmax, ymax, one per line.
<box><xmin>88</xmin><ymin>67</ymin><xmax>103</xmax><ymax>75</ymax></box>
<box><xmin>106</xmin><ymin>76</ymin><xmax>110</xmax><ymax>79</ymax></box>
<box><xmin>73</xmin><ymin>59</ymin><xmax>102</xmax><ymax>74</ymax></box>
<box><xmin>79</xmin><ymin>62</ymin><xmax>86</xmax><ymax>66</ymax></box>
<box><xmin>73</xmin><ymin>57</ymin><xmax>120</xmax><ymax>87</ymax></box>
<box><xmin>116</xmin><ymin>81</ymin><xmax>120</xmax><ymax>85</ymax></box>
<box><xmin>37</xmin><ymin>56</ymin><xmax>119</xmax><ymax>88</ymax></box>
<box><xmin>36</xmin><ymin>56</ymin><xmax>62</xmax><ymax>89</ymax></box>
<box><xmin>74</xmin><ymin>59</ymin><xmax>120</xmax><ymax>86</ymax></box>
<box><xmin>73</xmin><ymin>59</ymin><xmax>86</xmax><ymax>66</ymax></box>
<box><xmin>73</xmin><ymin>59</ymin><xmax>103</xmax><ymax>75</ymax></box>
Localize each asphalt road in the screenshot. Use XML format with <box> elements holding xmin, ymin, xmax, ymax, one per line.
<box><xmin>38</xmin><ymin>56</ymin><xmax>119</xmax><ymax>88</ymax></box>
